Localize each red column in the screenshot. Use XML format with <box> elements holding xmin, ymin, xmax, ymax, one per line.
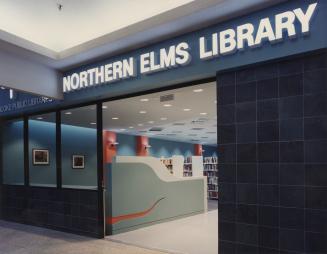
<box><xmin>194</xmin><ymin>144</ymin><xmax>203</xmax><ymax>156</ymax></box>
<box><xmin>136</xmin><ymin>136</ymin><xmax>149</xmax><ymax>156</ymax></box>
<box><xmin>103</xmin><ymin>131</ymin><xmax>117</xmax><ymax>163</ymax></box>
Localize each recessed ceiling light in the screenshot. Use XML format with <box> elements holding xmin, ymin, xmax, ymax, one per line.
<box><xmin>140</xmin><ymin>98</ymin><xmax>149</xmax><ymax>102</ymax></box>
<box><xmin>160</xmin><ymin>117</ymin><xmax>167</xmax><ymax>121</ymax></box>
<box><xmin>120</xmin><ymin>129</ymin><xmax>126</xmax><ymax>131</ymax></box>
<box><xmin>129</xmin><ymin>126</ymin><xmax>134</xmax><ymax>129</ymax></box>
<box><xmin>65</xmin><ymin>112</ymin><xmax>72</xmax><ymax>115</ymax></box>
<box><xmin>102</xmin><ymin>105</ymin><xmax>108</xmax><ymax>109</ymax></box>
<box><xmin>148</xmin><ymin>121</ymin><xmax>155</xmax><ymax>124</ymax></box>
<box><xmin>139</xmin><ymin>110</ymin><xmax>147</xmax><ymax>114</ymax></box>
<box><xmin>112</xmin><ymin>117</ymin><xmax>119</xmax><ymax>120</ymax></box>
<box><xmin>200</xmin><ymin>112</ymin><xmax>208</xmax><ymax>115</ymax></box>
<box><xmin>138</xmin><ymin>123</ymin><xmax>143</xmax><ymax>126</ymax></box>
<box><xmin>193</xmin><ymin>88</ymin><xmax>203</xmax><ymax>93</ymax></box>
<box><xmin>90</xmin><ymin>122</ymin><xmax>96</xmax><ymax>125</ymax></box>
<box><xmin>163</xmin><ymin>104</ymin><xmax>172</xmax><ymax>107</ymax></box>
<box><xmin>36</xmin><ymin>117</ymin><xmax>43</xmax><ymax>120</ymax></box>
<box><xmin>183</xmin><ymin>108</ymin><xmax>191</xmax><ymax>112</ymax></box>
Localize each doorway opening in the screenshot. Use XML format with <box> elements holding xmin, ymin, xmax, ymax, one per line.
<box><xmin>102</xmin><ymin>81</ymin><xmax>218</xmax><ymax>254</ymax></box>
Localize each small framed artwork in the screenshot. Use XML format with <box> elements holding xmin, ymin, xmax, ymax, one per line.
<box><xmin>32</xmin><ymin>149</ymin><xmax>50</xmax><ymax>165</ymax></box>
<box><xmin>72</xmin><ymin>155</ymin><xmax>85</xmax><ymax>169</ymax></box>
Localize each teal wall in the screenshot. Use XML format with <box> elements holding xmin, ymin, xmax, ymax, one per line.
<box><xmin>29</xmin><ymin>120</ymin><xmax>56</xmax><ymax>186</ymax></box>
<box><xmin>116</xmin><ymin>133</ymin><xmax>136</xmax><ymax>156</ymax></box>
<box><xmin>61</xmin><ymin>124</ymin><xmax>97</xmax><ymax>188</ymax></box>
<box><xmin>116</xmin><ymin>132</ymin><xmax>217</xmax><ymax>158</ymax></box>
<box><xmin>2</xmin><ymin>120</ymin><xmax>24</xmax><ymax>185</ymax></box>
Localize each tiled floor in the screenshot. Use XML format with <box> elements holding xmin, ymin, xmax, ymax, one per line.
<box><xmin>107</xmin><ymin>201</ymin><xmax>218</xmax><ymax>254</ymax></box>
<box><xmin>0</xmin><ymin>220</ymin><xmax>167</xmax><ymax>254</ymax></box>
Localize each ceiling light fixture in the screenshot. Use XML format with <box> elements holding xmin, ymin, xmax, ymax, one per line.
<box><xmin>148</xmin><ymin>121</ymin><xmax>154</xmax><ymax>124</ymax></box>
<box><xmin>129</xmin><ymin>126</ymin><xmax>134</xmax><ymax>129</ymax></box>
<box><xmin>120</xmin><ymin>129</ymin><xmax>126</xmax><ymax>131</ymax></box>
<box><xmin>65</xmin><ymin>112</ymin><xmax>72</xmax><ymax>115</ymax></box>
<box><xmin>200</xmin><ymin>112</ymin><xmax>208</xmax><ymax>115</ymax></box>
<box><xmin>193</xmin><ymin>88</ymin><xmax>203</xmax><ymax>93</ymax></box>
<box><xmin>138</xmin><ymin>124</ymin><xmax>143</xmax><ymax>126</ymax></box>
<box><xmin>36</xmin><ymin>117</ymin><xmax>43</xmax><ymax>120</ymax></box>
<box><xmin>140</xmin><ymin>98</ymin><xmax>149</xmax><ymax>102</ymax></box>
<box><xmin>163</xmin><ymin>104</ymin><xmax>172</xmax><ymax>107</ymax></box>
<box><xmin>90</xmin><ymin>122</ymin><xmax>96</xmax><ymax>125</ymax></box>
<box><xmin>183</xmin><ymin>108</ymin><xmax>191</xmax><ymax>111</ymax></box>
<box><xmin>102</xmin><ymin>105</ymin><xmax>108</xmax><ymax>109</ymax></box>
<box><xmin>112</xmin><ymin>117</ymin><xmax>119</xmax><ymax>120</ymax></box>
<box><xmin>160</xmin><ymin>117</ymin><xmax>167</xmax><ymax>120</ymax></box>
<box><xmin>139</xmin><ymin>110</ymin><xmax>147</xmax><ymax>114</ymax></box>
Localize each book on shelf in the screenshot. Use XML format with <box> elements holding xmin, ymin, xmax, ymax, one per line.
<box><xmin>203</xmin><ymin>156</ymin><xmax>218</xmax><ymax>200</ymax></box>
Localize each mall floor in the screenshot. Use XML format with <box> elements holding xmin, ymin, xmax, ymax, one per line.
<box><xmin>0</xmin><ymin>220</ymin><xmax>166</xmax><ymax>254</ymax></box>
<box><xmin>107</xmin><ymin>200</ymin><xmax>218</xmax><ymax>254</ymax></box>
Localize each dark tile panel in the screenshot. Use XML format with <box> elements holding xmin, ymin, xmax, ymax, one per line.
<box><xmin>305</xmin><ymin>232</ymin><xmax>327</xmax><ymax>254</ymax></box>
<box><xmin>278</xmin><ymin>59</ymin><xmax>303</xmax><ymax>76</ymax></box>
<box><xmin>258</xmin><ymin>206</ymin><xmax>279</xmax><ymax>227</ymax></box>
<box><xmin>236</xmin><ymin>102</ymin><xmax>257</xmax><ymax>123</ymax></box>
<box><xmin>258</xmin><ymin>121</ymin><xmax>279</xmax><ymax>142</ymax></box>
<box><xmin>236</xmin><ymin>82</ymin><xmax>256</xmax><ymax>103</ymax></box>
<box><xmin>280</xmin><ymin>118</ymin><xmax>303</xmax><ymax>141</ymax></box>
<box><xmin>237</xmin><ymin>204</ymin><xmax>257</xmax><ymax>224</ymax></box>
<box><xmin>280</xmin><ymin>186</ymin><xmax>305</xmax><ymax>208</ymax></box>
<box><xmin>256</xmin><ymin>63</ymin><xmax>278</xmax><ymax>81</ymax></box>
<box><xmin>304</xmin><ymin>69</ymin><xmax>327</xmax><ymax>94</ymax></box>
<box><xmin>280</xmin><ymin>208</ymin><xmax>304</xmax><ymax>230</ymax></box>
<box><xmin>218</xmin><ymin>124</ymin><xmax>236</xmax><ymax>144</ymax></box>
<box><xmin>258</xmin><ymin>99</ymin><xmax>279</xmax><ymax>121</ymax></box>
<box><xmin>306</xmin><ymin>187</ymin><xmax>327</xmax><ymax>209</ymax></box>
<box><xmin>219</xmin><ymin>164</ymin><xmax>236</xmax><ymax>183</ymax></box>
<box><xmin>280</xmin><ymin>164</ymin><xmax>305</xmax><ymax>186</ymax></box>
<box><xmin>305</xmin><ymin>164</ymin><xmax>327</xmax><ymax>187</ymax></box>
<box><xmin>237</xmin><ymin>122</ymin><xmax>257</xmax><ymax>143</ymax></box>
<box><xmin>258</xmin><ymin>185</ymin><xmax>279</xmax><ymax>206</ymax></box>
<box><xmin>304</xmin><ymin>93</ymin><xmax>327</xmax><ymax>117</ymax></box>
<box><xmin>258</xmin><ymin>163</ymin><xmax>279</xmax><ymax>185</ymax></box>
<box><xmin>304</xmin><ymin>53</ymin><xmax>327</xmax><ymax>71</ymax></box>
<box><xmin>279</xmin><ymin>74</ymin><xmax>303</xmax><ymax>98</ymax></box>
<box><xmin>305</xmin><ymin>139</ymin><xmax>327</xmax><ymax>163</ymax></box>
<box><xmin>236</xmin><ymin>68</ymin><xmax>256</xmax><ymax>84</ymax></box>
<box><xmin>305</xmin><ymin>209</ymin><xmax>327</xmax><ymax>233</ymax></box>
<box><xmin>304</xmin><ymin>116</ymin><xmax>327</xmax><ymax>140</ymax></box>
<box><xmin>219</xmin><ymin>104</ymin><xmax>235</xmax><ymax>124</ymax></box>
<box><xmin>237</xmin><ymin>143</ymin><xmax>257</xmax><ymax>163</ymax></box>
<box><xmin>257</xmin><ymin>78</ymin><xmax>278</xmax><ymax>100</ymax></box>
<box><xmin>237</xmin><ymin>164</ymin><xmax>257</xmax><ymax>184</ymax></box>
<box><xmin>237</xmin><ymin>223</ymin><xmax>258</xmax><ymax>245</ymax></box>
<box><xmin>258</xmin><ymin>226</ymin><xmax>279</xmax><ymax>249</ymax></box>
<box><xmin>237</xmin><ymin>184</ymin><xmax>257</xmax><ymax>204</ymax></box>
<box><xmin>279</xmin><ymin>96</ymin><xmax>303</xmax><ymax>119</ymax></box>
<box><xmin>279</xmin><ymin>229</ymin><xmax>304</xmax><ymax>252</ymax></box>
<box><xmin>219</xmin><ymin>240</ymin><xmax>236</xmax><ymax>254</ymax></box>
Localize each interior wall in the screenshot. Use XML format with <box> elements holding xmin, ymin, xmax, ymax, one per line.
<box><xmin>218</xmin><ymin>51</ymin><xmax>327</xmax><ymax>254</ymax></box>
<box><xmin>61</xmin><ymin>124</ymin><xmax>97</xmax><ymax>188</ymax></box>
<box><xmin>2</xmin><ymin>120</ymin><xmax>24</xmax><ymax>185</ymax></box>
<box><xmin>113</xmin><ymin>132</ymin><xmax>217</xmax><ymax>159</ymax></box>
<box><xmin>29</xmin><ymin>120</ymin><xmax>56</xmax><ymax>186</ymax></box>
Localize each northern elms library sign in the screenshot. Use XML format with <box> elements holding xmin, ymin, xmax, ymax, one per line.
<box><xmin>63</xmin><ymin>3</ymin><xmax>317</xmax><ymax>93</ymax></box>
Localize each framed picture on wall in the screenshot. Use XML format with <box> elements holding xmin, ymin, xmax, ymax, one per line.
<box><xmin>32</xmin><ymin>149</ymin><xmax>50</xmax><ymax>165</ymax></box>
<box><xmin>72</xmin><ymin>155</ymin><xmax>85</xmax><ymax>169</ymax></box>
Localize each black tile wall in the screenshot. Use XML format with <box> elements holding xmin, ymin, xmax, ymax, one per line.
<box><xmin>218</xmin><ymin>51</ymin><xmax>327</xmax><ymax>254</ymax></box>
<box><xmin>0</xmin><ymin>185</ymin><xmax>101</xmax><ymax>238</ymax></box>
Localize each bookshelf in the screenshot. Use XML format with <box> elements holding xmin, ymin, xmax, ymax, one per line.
<box><xmin>183</xmin><ymin>157</ymin><xmax>193</xmax><ymax>177</ymax></box>
<box><xmin>203</xmin><ymin>157</ymin><xmax>218</xmax><ymax>200</ymax></box>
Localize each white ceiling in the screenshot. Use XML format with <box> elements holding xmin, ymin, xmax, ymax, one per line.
<box><xmin>0</xmin><ymin>0</ymin><xmax>194</xmax><ymax>52</ymax></box>
<box><xmin>33</xmin><ymin>82</ymin><xmax>217</xmax><ymax>146</ymax></box>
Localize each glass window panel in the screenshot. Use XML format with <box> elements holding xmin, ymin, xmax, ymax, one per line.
<box><xmin>61</xmin><ymin>105</ymin><xmax>97</xmax><ymax>189</ymax></box>
<box><xmin>29</xmin><ymin>113</ymin><xmax>56</xmax><ymax>187</ymax></box>
<box><xmin>2</xmin><ymin>119</ymin><xmax>24</xmax><ymax>185</ymax></box>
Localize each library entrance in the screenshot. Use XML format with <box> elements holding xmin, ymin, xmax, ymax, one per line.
<box><xmin>102</xmin><ymin>81</ymin><xmax>218</xmax><ymax>254</ymax></box>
